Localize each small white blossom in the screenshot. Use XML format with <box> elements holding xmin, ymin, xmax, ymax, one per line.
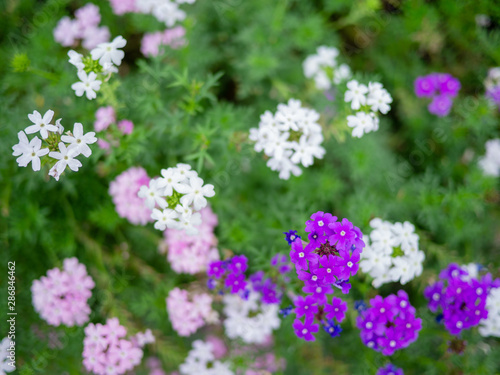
<box><xmin>49</xmin><ymin>142</ymin><xmax>83</xmax><ymax>175</ymax></box>
<box><xmin>151</xmin><ymin>208</ymin><xmax>179</xmax><ymax>231</ymax></box>
<box><xmin>347</xmin><ymin>112</ymin><xmax>376</xmax><ymax>138</ymax></box>
<box><xmin>71</xmin><ymin>71</ymin><xmax>102</xmax><ymax>100</ymax></box>
<box><xmin>177</xmin><ymin>176</ymin><xmax>215</xmax><ymax>211</ymax></box>
<box><xmin>12</xmin><ymin>131</ymin><xmax>30</xmax><ymax>157</ymax></box>
<box><xmin>25</xmin><ymin>110</ymin><xmax>58</xmax><ymax>139</ymax></box>
<box><xmin>61</xmin><ymin>122</ymin><xmax>97</xmax><ymax>157</ymax></box>
<box><xmin>478</xmin><ymin>139</ymin><xmax>500</xmax><ymax>177</ymax></box>
<box><xmin>152</xmin><ymin>1</ymin><xmax>186</xmax><ymax>27</ymax></box>
<box><xmin>90</xmin><ymin>36</ymin><xmax>127</xmax><ymax>67</ymax></box>
<box><xmin>0</xmin><ymin>337</ymin><xmax>15</xmax><ymax>374</ymax></box>
<box><xmin>344</xmin><ymin>80</ymin><xmax>368</xmax><ymax>110</ymax></box>
<box><xmin>68</xmin><ymin>50</ymin><xmax>84</xmax><ymax>71</ymax></box>
<box><xmin>138</xmin><ymin>178</ymin><xmax>168</xmax><ymax>209</ymax></box>
<box><xmin>15</xmin><ymin>136</ymin><xmax>49</xmax><ymax>171</ymax></box>
<box><xmin>367</xmin><ymin>82</ymin><xmax>393</xmax><ymax>114</ymax></box>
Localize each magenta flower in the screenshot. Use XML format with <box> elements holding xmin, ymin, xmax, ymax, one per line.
<box><xmin>324</xmin><ymin>297</ymin><xmax>348</xmax><ymax>322</ymax></box>
<box><xmin>225</xmin><ymin>272</ymin><xmax>246</xmax><ymax>293</ymax></box>
<box><xmin>302</xmin><ymin>284</ymin><xmax>333</xmax><ymax>305</ymax></box>
<box><xmin>293</xmin><ymin>295</ymin><xmax>318</xmax><ymax>319</ymax></box>
<box><xmin>117</xmin><ymin>119</ymin><xmax>134</xmax><ymax>135</ymax></box>
<box><xmin>428</xmin><ymin>94</ymin><xmax>453</xmax><ymax>117</ymax></box>
<box><xmin>94</xmin><ymin>106</ymin><xmax>116</xmax><ymax>132</ymax></box>
<box><xmin>292</xmin><ymin>317</ymin><xmax>319</xmax><ymax>341</ymax></box>
<box><xmin>328</xmin><ymin>218</ymin><xmax>356</xmax><ymax>249</ymax></box>
<box><xmin>414</xmin><ymin>76</ymin><xmax>437</xmax><ymax>97</ymax></box>
<box><xmin>229</xmin><ymin>255</ymin><xmax>248</xmax><ymax>274</ymax></box>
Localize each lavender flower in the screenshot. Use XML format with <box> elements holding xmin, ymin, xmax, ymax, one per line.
<box><xmin>414</xmin><ymin>73</ymin><xmax>461</xmax><ymax>117</ymax></box>
<box><xmin>377</xmin><ymin>363</ymin><xmax>404</xmax><ymax>375</ymax></box>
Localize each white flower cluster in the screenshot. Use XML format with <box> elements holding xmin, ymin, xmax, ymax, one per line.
<box><xmin>478</xmin><ymin>139</ymin><xmax>500</xmax><ymax>177</ymax></box>
<box><xmin>222</xmin><ymin>291</ymin><xmax>281</xmax><ymax>344</ymax></box>
<box><xmin>479</xmin><ymin>287</ymin><xmax>500</xmax><ymax>337</ymax></box>
<box><xmin>344</xmin><ymin>80</ymin><xmax>393</xmax><ymax>138</ymax></box>
<box><xmin>136</xmin><ymin>0</ymin><xmax>195</xmax><ymax>27</ymax></box>
<box><xmin>249</xmin><ymin>99</ymin><xmax>325</xmax><ymax>180</ymax></box>
<box><xmin>69</xmin><ymin>36</ymin><xmax>126</xmax><ymax>100</ymax></box>
<box><xmin>484</xmin><ymin>67</ymin><xmax>500</xmax><ymax>90</ymax></box>
<box><xmin>138</xmin><ymin>164</ymin><xmax>215</xmax><ymax>235</ymax></box>
<box><xmin>179</xmin><ymin>340</ymin><xmax>233</xmax><ymax>375</ymax></box>
<box><xmin>303</xmin><ymin>46</ymin><xmax>351</xmax><ymax>90</ymax></box>
<box><xmin>12</xmin><ymin>110</ymin><xmax>96</xmax><ymax>181</ymax></box>
<box><xmin>360</xmin><ymin>218</ymin><xmax>425</xmax><ymax>288</ymax></box>
<box><xmin>0</xmin><ymin>337</ymin><xmax>15</xmax><ymax>375</ymax></box>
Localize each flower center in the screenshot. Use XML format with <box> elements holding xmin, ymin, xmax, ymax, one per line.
<box><xmin>340</xmin><ymin>230</ymin><xmax>346</xmax><ymax>236</ymax></box>
<box><xmin>366</xmin><ymin>322</ymin><xmax>373</xmax><ymax>329</ymax></box>
<box><xmin>389</xmin><ymin>340</ymin><xmax>396</xmax><ymax>347</ymax></box>
<box><xmin>64</xmin><ymin>156</ymin><xmax>69</xmax><ymax>160</ymax></box>
<box><xmin>380</xmin><ymin>308</ymin><xmax>385</xmax><ymax>313</ymax></box>
<box><xmin>298</xmin><ymin>252</ymin><xmax>304</xmax><ymax>258</ymax></box>
<box><xmin>318</xmin><ymin>220</ymin><xmax>324</xmax><ymax>227</ymax></box>
<box><xmin>312</xmin><ymin>275</ymin><xmax>317</xmax><ymax>281</ymax></box>
<box><xmin>301</xmin><ymin>329</ymin><xmax>308</xmax><ymax>334</ymax></box>
<box><xmin>432</xmin><ymin>293</ymin><xmax>440</xmax><ymax>301</ymax></box>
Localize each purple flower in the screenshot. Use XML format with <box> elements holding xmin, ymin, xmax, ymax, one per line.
<box><xmin>283</xmin><ymin>230</ymin><xmax>300</xmax><ymax>245</ymax></box>
<box><xmin>414</xmin><ymin>76</ymin><xmax>437</xmax><ymax>97</ymax></box>
<box><xmin>377</xmin><ymin>363</ymin><xmax>404</xmax><ymax>375</ymax></box>
<box><xmin>249</xmin><ymin>271</ymin><xmax>265</xmax><ymax>291</ymax></box>
<box><xmin>289</xmin><ymin>240</ymin><xmax>316</xmax><ymax>271</ymax></box>
<box><xmin>334</xmin><ymin>249</ymin><xmax>361</xmax><ymax>280</ymax></box>
<box><xmin>334</xmin><ymin>278</ymin><xmax>352</xmax><ymax>294</ymax></box>
<box><xmin>357</xmin><ymin>290</ymin><xmax>422</xmax><ymax>356</ymax></box>
<box><xmin>318</xmin><ymin>254</ymin><xmax>338</xmax><ymax>284</ymax></box>
<box><xmin>229</xmin><ymin>255</ymin><xmax>248</xmax><ymax>274</ymax></box>
<box><xmin>292</xmin><ymin>317</ymin><xmax>319</xmax><ymax>341</ymax></box>
<box><xmin>423</xmin><ymin>281</ymin><xmax>444</xmax><ymax>312</ymax></box>
<box><xmin>438</xmin><ymin>74</ymin><xmax>461</xmax><ymax>97</ymax></box>
<box><xmin>297</xmin><ymin>267</ymin><xmax>323</xmax><ymax>287</ymax></box>
<box><xmin>486</xmin><ymin>87</ymin><xmax>500</xmax><ymax>108</ymax></box>
<box><xmin>271</xmin><ymin>253</ymin><xmax>292</xmax><ymax>274</ymax></box>
<box><xmin>261</xmin><ymin>279</ymin><xmax>281</xmax><ymax>304</ymax></box>
<box><xmin>305</xmin><ymin>211</ymin><xmax>337</xmax><ymax>235</ymax></box>
<box><xmin>207</xmin><ymin>261</ymin><xmax>225</xmax><ymax>279</ymax></box>
<box><xmin>324</xmin><ymin>297</ymin><xmax>347</xmax><ymax>322</ymax></box>
<box><xmin>225</xmin><ymin>273</ymin><xmax>246</xmax><ymax>293</ymax></box>
<box><xmin>328</xmin><ymin>218</ymin><xmax>356</xmax><ymax>250</ymax></box>
<box><xmin>293</xmin><ymin>295</ymin><xmax>318</xmax><ymax>319</ymax></box>
<box><xmin>302</xmin><ymin>284</ymin><xmax>333</xmax><ymax>305</ymax></box>
<box><xmin>428</xmin><ymin>94</ymin><xmax>453</xmax><ymax>117</ymax></box>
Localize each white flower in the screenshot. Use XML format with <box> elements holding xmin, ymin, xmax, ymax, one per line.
<box><xmin>158</xmin><ymin>167</ymin><xmax>184</xmax><ymax>196</ymax></box>
<box><xmin>478</xmin><ymin>139</ymin><xmax>500</xmax><ymax>177</ymax></box>
<box><xmin>15</xmin><ymin>136</ymin><xmax>49</xmax><ymax>171</ymax></box>
<box><xmin>138</xmin><ymin>179</ymin><xmax>168</xmax><ymax>209</ymax></box>
<box><xmin>344</xmin><ymin>80</ymin><xmax>368</xmax><ymax>110</ymax></box>
<box><xmin>71</xmin><ymin>71</ymin><xmax>102</xmax><ymax>100</ymax></box>
<box><xmin>12</xmin><ymin>131</ymin><xmax>30</xmax><ymax>157</ymax></box>
<box><xmin>25</xmin><ymin>110</ymin><xmax>57</xmax><ymax>139</ymax></box>
<box><xmin>55</xmin><ymin>119</ymin><xmax>64</xmax><ymax>134</ymax></box>
<box><xmin>177</xmin><ymin>176</ymin><xmax>215</xmax><ymax>211</ymax></box>
<box><xmin>178</xmin><ymin>212</ymin><xmax>202</xmax><ymax>235</ymax></box>
<box><xmin>61</xmin><ymin>123</ymin><xmax>97</xmax><ymax>158</ymax></box>
<box><xmin>479</xmin><ymin>287</ymin><xmax>500</xmax><ymax>337</ymax></box>
<box><xmin>367</xmin><ymin>82</ymin><xmax>393</xmax><ymax>114</ymax></box>
<box><xmin>152</xmin><ymin>1</ymin><xmax>186</xmax><ymax>27</ymax></box>
<box><xmin>90</xmin><ymin>36</ymin><xmax>127</xmax><ymax>67</ymax></box>
<box><xmin>49</xmin><ymin>142</ymin><xmax>82</xmax><ymax>175</ymax></box>
<box><xmin>68</xmin><ymin>50</ymin><xmax>84</xmax><ymax>71</ymax></box>
<box><xmin>347</xmin><ymin>112</ymin><xmax>376</xmax><ymax>138</ymax></box>
<box><xmin>333</xmin><ymin>64</ymin><xmax>352</xmax><ymax>85</ymax></box>
<box><xmin>179</xmin><ymin>340</ymin><xmax>234</xmax><ymax>375</ymax></box>
<box><xmin>175</xmin><ymin>163</ymin><xmax>198</xmax><ymax>181</ymax></box>
<box><xmin>0</xmin><ymin>337</ymin><xmax>15</xmax><ymax>374</ymax></box>
<box><xmin>151</xmin><ymin>208</ymin><xmax>179</xmax><ymax>231</ymax></box>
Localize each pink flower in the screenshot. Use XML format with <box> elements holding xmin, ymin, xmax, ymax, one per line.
<box><xmin>75</xmin><ymin>3</ymin><xmax>101</xmax><ymax>32</ymax></box>
<box><xmin>53</xmin><ymin>17</ymin><xmax>80</xmax><ymax>47</ymax></box>
<box><xmin>97</xmin><ymin>138</ymin><xmax>110</xmax><ymax>150</ymax></box>
<box><xmin>31</xmin><ymin>258</ymin><xmax>94</xmax><ymax>327</ymax></box>
<box><xmin>117</xmin><ymin>119</ymin><xmax>134</xmax><ymax>135</ymax></box>
<box><xmin>163</xmin><ymin>26</ymin><xmax>186</xmax><ymax>49</ymax></box>
<box><xmin>109</xmin><ymin>167</ymin><xmax>153</xmax><ymax>225</ymax></box>
<box><xmin>166</xmin><ymin>288</ymin><xmax>215</xmax><ymax>336</ymax></box>
<box><xmin>94</xmin><ymin>106</ymin><xmax>116</xmax><ymax>132</ymax></box>
<box><xmin>162</xmin><ymin>207</ymin><xmax>219</xmax><ymax>274</ymax></box>
<box><xmin>82</xmin><ymin>26</ymin><xmax>111</xmax><ymax>50</ymax></box>
<box><xmin>109</xmin><ymin>0</ymin><xmax>138</xmax><ymax>15</ymax></box>
<box><xmin>140</xmin><ymin>27</ymin><xmax>186</xmax><ymax>57</ymax></box>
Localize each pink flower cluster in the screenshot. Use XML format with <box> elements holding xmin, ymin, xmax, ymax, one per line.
<box><xmin>53</xmin><ymin>4</ymin><xmax>110</xmax><ymax>50</ymax></box>
<box><xmin>31</xmin><ymin>257</ymin><xmax>94</xmax><ymax>327</ymax></box>
<box><xmin>109</xmin><ymin>167</ymin><xmax>153</xmax><ymax>225</ymax></box>
<box><xmin>141</xmin><ymin>27</ymin><xmax>186</xmax><ymax>57</ymax></box>
<box><xmin>108</xmin><ymin>0</ymin><xmax>138</xmax><ymax>15</ymax></box>
<box><xmin>146</xmin><ymin>357</ymin><xmax>167</xmax><ymax>375</ymax></box>
<box><xmin>166</xmin><ymin>288</ymin><xmax>215</xmax><ymax>336</ymax></box>
<box><xmin>94</xmin><ymin>106</ymin><xmax>134</xmax><ymax>151</ymax></box>
<box><xmin>83</xmin><ymin>318</ymin><xmax>145</xmax><ymax>375</ymax></box>
<box><xmin>161</xmin><ymin>207</ymin><xmax>219</xmax><ymax>274</ymax></box>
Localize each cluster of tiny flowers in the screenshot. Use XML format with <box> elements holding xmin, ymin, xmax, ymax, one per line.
<box><xmin>286</xmin><ymin>212</ymin><xmax>365</xmax><ymax>341</ymax></box>
<box><xmin>166</xmin><ymin>288</ymin><xmax>217</xmax><ymax>336</ymax></box>
<box><xmin>31</xmin><ymin>258</ymin><xmax>95</xmax><ymax>327</ymax></box>
<box><xmin>136</xmin><ymin>0</ymin><xmax>195</xmax><ymax>27</ymax></box>
<box><xmin>484</xmin><ymin>67</ymin><xmax>500</xmax><ymax>110</ymax></box>
<box><xmin>179</xmin><ymin>340</ymin><xmax>233</xmax><ymax>375</ymax></box>
<box><xmin>359</xmin><ymin>218</ymin><xmax>425</xmax><ymax>288</ymax></box>
<box><xmin>244</xmin><ymin>353</ymin><xmax>286</xmax><ymax>375</ymax></box>
<box><xmin>93</xmin><ymin>106</ymin><xmax>134</xmax><ymax>151</ymax></box>
<box><xmin>207</xmin><ymin>255</ymin><xmax>248</xmax><ymax>294</ymax></box>
<box><xmin>83</xmin><ymin>318</ymin><xmax>147</xmax><ymax>375</ymax></box>
<box><xmin>302</xmin><ymin>46</ymin><xmax>351</xmax><ymax>90</ymax></box>
<box><xmin>109</xmin><ymin>167</ymin><xmax>153</xmax><ymax>225</ymax></box>
<box><xmin>141</xmin><ymin>26</ymin><xmax>186</xmax><ymax>57</ymax></box>
<box><xmin>376</xmin><ymin>363</ymin><xmax>404</xmax><ymax>375</ymax></box>
<box><xmin>478</xmin><ymin>139</ymin><xmax>500</xmax><ymax>177</ymax></box>
<box><xmin>0</xmin><ymin>338</ymin><xmax>15</xmax><ymax>375</ymax></box>
<box><xmin>479</xmin><ymin>287</ymin><xmax>500</xmax><ymax>337</ymax></box>
<box><xmin>12</xmin><ymin>110</ymin><xmax>96</xmax><ymax>181</ymax></box>
<box><xmin>138</xmin><ymin>164</ymin><xmax>215</xmax><ymax>234</ymax></box>
<box><xmin>357</xmin><ymin>290</ymin><xmax>422</xmax><ymax>356</ymax></box>
<box><xmin>161</xmin><ymin>207</ymin><xmax>219</xmax><ymax>274</ymax></box>
<box><xmin>414</xmin><ymin>73</ymin><xmax>461</xmax><ymax>117</ymax></box>
<box><xmin>68</xmin><ymin>36</ymin><xmax>127</xmax><ymax>100</ymax></box>
<box><xmin>424</xmin><ymin>263</ymin><xmax>500</xmax><ymax>335</ymax></box>
<box><xmin>54</xmin><ymin>4</ymin><xmax>110</xmax><ymax>50</ymax></box>
<box><xmin>249</xmin><ymin>99</ymin><xmax>325</xmax><ymax>180</ymax></box>
<box><xmin>223</xmin><ymin>290</ymin><xmax>281</xmax><ymax>344</ymax></box>
<box><xmin>344</xmin><ymin>80</ymin><xmax>393</xmax><ymax>138</ymax></box>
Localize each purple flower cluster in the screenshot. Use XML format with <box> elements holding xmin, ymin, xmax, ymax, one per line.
<box><xmin>357</xmin><ymin>290</ymin><xmax>422</xmax><ymax>356</ymax></box>
<box><xmin>424</xmin><ymin>263</ymin><xmax>500</xmax><ymax>335</ymax></box>
<box><xmin>286</xmin><ymin>211</ymin><xmax>364</xmax><ymax>341</ymax></box>
<box><xmin>486</xmin><ymin>87</ymin><xmax>500</xmax><ymax>110</ymax></box>
<box><xmin>377</xmin><ymin>363</ymin><xmax>404</xmax><ymax>375</ymax></box>
<box><xmin>414</xmin><ymin>73</ymin><xmax>461</xmax><ymax>117</ymax></box>
<box><xmin>207</xmin><ymin>255</ymin><xmax>248</xmax><ymax>294</ymax></box>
